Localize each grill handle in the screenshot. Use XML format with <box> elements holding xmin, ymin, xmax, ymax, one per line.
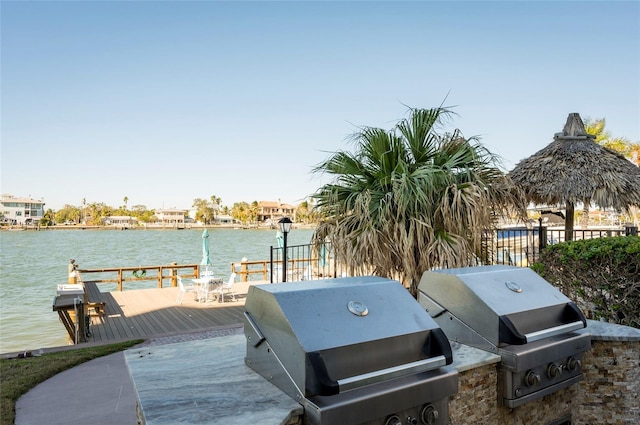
<box><xmin>243</xmin><ymin>312</ymin><xmax>265</xmax><ymax>347</ymax></box>
<box><xmin>499</xmin><ymin>302</ymin><xmax>588</xmax><ymax>345</ymax></box>
<box><xmin>525</xmin><ymin>321</ymin><xmax>586</xmax><ymax>343</ymax></box>
<box><xmin>307</xmin><ymin>351</ymin><xmax>447</xmax><ymax>396</ymax></box>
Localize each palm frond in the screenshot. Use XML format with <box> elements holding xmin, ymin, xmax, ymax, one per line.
<box><xmin>312</xmin><ymin>106</ymin><xmax>526</xmax><ymax>295</ymax></box>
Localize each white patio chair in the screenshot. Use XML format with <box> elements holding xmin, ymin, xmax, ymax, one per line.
<box><xmin>214</xmin><ymin>272</ymin><xmax>237</xmax><ymax>303</ymax></box>
<box><xmin>271</xmin><ymin>264</ymin><xmax>283</xmax><ymax>283</ymax></box>
<box><xmin>176</xmin><ymin>276</ymin><xmax>197</xmax><ymax>304</ymax></box>
<box><xmin>196</xmin><ymin>269</ymin><xmax>218</xmax><ymax>302</ymax></box>
<box><xmin>300</xmin><ymin>265</ymin><xmax>313</xmax><ymax>281</ymax></box>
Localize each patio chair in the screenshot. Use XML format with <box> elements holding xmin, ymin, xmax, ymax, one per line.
<box><xmin>300</xmin><ymin>265</ymin><xmax>313</xmax><ymax>281</ymax></box>
<box><xmin>176</xmin><ymin>276</ymin><xmax>197</xmax><ymax>304</ymax></box>
<box><xmin>196</xmin><ymin>269</ymin><xmax>219</xmax><ymax>301</ymax></box>
<box><xmin>214</xmin><ymin>272</ymin><xmax>237</xmax><ymax>303</ymax></box>
<box><xmin>271</xmin><ymin>264</ymin><xmax>283</xmax><ymax>283</ymax></box>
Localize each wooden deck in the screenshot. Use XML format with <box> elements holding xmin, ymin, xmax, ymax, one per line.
<box><xmin>82</xmin><ymin>280</ymin><xmax>261</xmax><ymax>344</ymax></box>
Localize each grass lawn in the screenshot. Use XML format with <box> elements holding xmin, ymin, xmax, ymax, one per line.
<box><xmin>0</xmin><ymin>340</ymin><xmax>142</xmax><ymax>425</ymax></box>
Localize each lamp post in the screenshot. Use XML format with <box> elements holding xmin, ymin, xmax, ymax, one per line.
<box><xmin>278</xmin><ymin>217</ymin><xmax>292</xmax><ymax>282</ymax></box>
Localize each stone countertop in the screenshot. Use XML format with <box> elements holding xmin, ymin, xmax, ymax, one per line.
<box><xmin>585</xmin><ymin>319</ymin><xmax>640</xmax><ymax>341</ymax></box>
<box><xmin>124</xmin><ymin>334</ymin><xmax>303</xmax><ymax>425</ymax></box>
<box><xmin>127</xmin><ymin>322</ymin><xmax>635</xmax><ymax>424</ymax></box>
<box><xmin>450</xmin><ymin>342</ymin><xmax>501</xmax><ymax>373</ymax></box>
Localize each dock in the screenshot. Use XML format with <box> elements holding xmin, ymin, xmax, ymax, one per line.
<box><xmin>54</xmin><ymin>255</ymin><xmax>339</xmax><ymax>345</ymax></box>
<box><xmin>81</xmin><ymin>280</ymin><xmax>260</xmax><ymax>344</ymax></box>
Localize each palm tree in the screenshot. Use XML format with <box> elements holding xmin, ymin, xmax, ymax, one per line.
<box><xmin>580</xmin><ymin>117</ymin><xmax>639</xmax><ymax>227</ymax></box>
<box><xmin>312</xmin><ymin>106</ymin><xmax>524</xmax><ymax>296</ymax></box>
<box><xmin>210</xmin><ymin>195</ymin><xmax>222</xmax><ymax>223</ymax></box>
<box><xmin>584</xmin><ymin>118</ymin><xmax>633</xmax><ymax>154</ymax></box>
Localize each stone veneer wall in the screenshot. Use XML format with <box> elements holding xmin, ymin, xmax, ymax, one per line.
<box><xmin>494</xmin><ymin>386</ymin><xmax>574</xmax><ymax>425</ymax></box>
<box><xmin>449</xmin><ymin>363</ymin><xmax>498</xmax><ymax>424</ymax></box>
<box><xmin>449</xmin><ymin>364</ymin><xmax>574</xmax><ymax>425</ymax></box>
<box><xmin>449</xmin><ymin>338</ymin><xmax>639</xmax><ymax>425</ymax></box>
<box><xmin>573</xmin><ymin>340</ymin><xmax>640</xmax><ymax>425</ymax></box>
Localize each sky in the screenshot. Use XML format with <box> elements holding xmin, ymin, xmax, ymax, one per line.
<box><xmin>2</xmin><ymin>1</ymin><xmax>639</xmax><ymax>212</ymax></box>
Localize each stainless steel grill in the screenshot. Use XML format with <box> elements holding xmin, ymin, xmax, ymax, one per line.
<box><xmin>417</xmin><ymin>265</ymin><xmax>591</xmax><ymax>408</ymax></box>
<box><xmin>244</xmin><ymin>276</ymin><xmax>458</xmax><ymax>425</ymax></box>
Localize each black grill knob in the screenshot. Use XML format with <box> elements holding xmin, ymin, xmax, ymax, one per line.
<box><xmin>567</xmin><ymin>356</ymin><xmax>581</xmax><ymax>372</ymax></box>
<box><xmin>384</xmin><ymin>414</ymin><xmax>401</xmax><ymax>425</ymax></box>
<box><xmin>525</xmin><ymin>370</ymin><xmax>541</xmax><ymax>387</ymax></box>
<box><xmin>420</xmin><ymin>404</ymin><xmax>439</xmax><ymax>425</ymax></box>
<box><xmin>547</xmin><ymin>362</ymin><xmax>562</xmax><ymax>379</ymax></box>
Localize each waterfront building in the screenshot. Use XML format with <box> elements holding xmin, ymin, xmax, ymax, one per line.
<box><xmin>155</xmin><ymin>208</ymin><xmax>187</xmax><ymax>225</ymax></box>
<box><xmin>257</xmin><ymin>200</ymin><xmax>296</xmax><ymax>223</ymax></box>
<box><xmin>0</xmin><ymin>194</ymin><xmax>45</xmax><ymax>225</ymax></box>
<box><xmin>213</xmin><ymin>214</ymin><xmax>239</xmax><ymax>225</ymax></box>
<box><xmin>104</xmin><ymin>215</ymin><xmax>138</xmax><ymax>228</ymax></box>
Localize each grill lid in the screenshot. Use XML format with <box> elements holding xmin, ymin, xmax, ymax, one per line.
<box><xmin>418</xmin><ymin>265</ymin><xmax>587</xmax><ymax>347</ymax></box>
<box><xmin>244</xmin><ymin>276</ymin><xmax>453</xmax><ymax>398</ymax></box>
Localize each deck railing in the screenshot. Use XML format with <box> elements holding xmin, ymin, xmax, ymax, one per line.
<box><xmin>230</xmin><ymin>259</ymin><xmax>270</xmax><ymax>282</ymax></box>
<box><xmin>76</xmin><ymin>263</ymin><xmax>201</xmax><ymax>291</ymax></box>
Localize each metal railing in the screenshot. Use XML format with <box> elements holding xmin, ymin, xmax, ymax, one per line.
<box><xmin>269</xmin><ymin>242</ymin><xmax>347</xmax><ymax>283</ymax></box>
<box><xmin>266</xmin><ymin>226</ymin><xmax>636</xmax><ymax>280</ymax></box>
<box><xmin>484</xmin><ymin>226</ymin><xmax>630</xmax><ymax>267</ymax></box>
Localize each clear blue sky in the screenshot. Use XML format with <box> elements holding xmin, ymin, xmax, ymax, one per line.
<box><xmin>2</xmin><ymin>1</ymin><xmax>639</xmax><ymax>211</ymax></box>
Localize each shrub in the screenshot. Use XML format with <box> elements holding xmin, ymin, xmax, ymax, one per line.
<box><xmin>531</xmin><ymin>236</ymin><xmax>640</xmax><ymax>328</ymax></box>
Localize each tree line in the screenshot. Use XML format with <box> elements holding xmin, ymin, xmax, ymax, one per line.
<box><xmin>40</xmin><ymin>196</ymin><xmax>319</xmax><ymax>227</ymax></box>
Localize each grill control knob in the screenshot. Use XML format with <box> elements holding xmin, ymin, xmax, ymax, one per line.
<box><xmin>547</xmin><ymin>363</ymin><xmax>562</xmax><ymax>379</ymax></box>
<box><xmin>384</xmin><ymin>415</ymin><xmax>401</xmax><ymax>425</ymax></box>
<box><xmin>567</xmin><ymin>356</ymin><xmax>581</xmax><ymax>372</ymax></box>
<box><xmin>420</xmin><ymin>404</ymin><xmax>439</xmax><ymax>425</ymax></box>
<box><xmin>525</xmin><ymin>370</ymin><xmax>541</xmax><ymax>387</ymax></box>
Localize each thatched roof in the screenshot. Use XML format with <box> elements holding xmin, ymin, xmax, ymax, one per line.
<box><xmin>508</xmin><ymin>113</ymin><xmax>640</xmax><ymax>212</ymax></box>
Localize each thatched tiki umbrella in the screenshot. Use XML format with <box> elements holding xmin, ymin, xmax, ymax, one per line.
<box><xmin>508</xmin><ymin>112</ymin><xmax>640</xmax><ymax>241</ymax></box>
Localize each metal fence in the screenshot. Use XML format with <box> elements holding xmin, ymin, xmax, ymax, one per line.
<box><xmin>484</xmin><ymin>226</ymin><xmax>632</xmax><ymax>267</ymax></box>
<box><xmin>269</xmin><ymin>241</ymin><xmax>350</xmax><ymax>283</ymax></box>
<box><xmin>270</xmin><ymin>225</ymin><xmax>636</xmax><ymax>282</ymax></box>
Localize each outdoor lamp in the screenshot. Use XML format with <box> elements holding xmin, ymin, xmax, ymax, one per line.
<box><xmin>278</xmin><ymin>217</ymin><xmax>292</xmax><ymax>234</ymax></box>
<box><xmin>278</xmin><ymin>217</ymin><xmax>293</xmax><ymax>282</ymax></box>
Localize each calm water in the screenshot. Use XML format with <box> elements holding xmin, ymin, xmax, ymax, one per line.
<box><xmin>0</xmin><ymin>227</ymin><xmax>315</xmax><ymax>354</ymax></box>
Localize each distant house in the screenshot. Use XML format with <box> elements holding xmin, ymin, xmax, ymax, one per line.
<box><xmin>214</xmin><ymin>214</ymin><xmax>239</xmax><ymax>225</ymax></box>
<box><xmin>257</xmin><ymin>200</ymin><xmax>296</xmax><ymax>224</ymax></box>
<box><xmin>0</xmin><ymin>194</ymin><xmax>45</xmax><ymax>225</ymax></box>
<box><xmin>155</xmin><ymin>208</ymin><xmax>186</xmax><ymax>224</ymax></box>
<box><xmin>104</xmin><ymin>216</ymin><xmax>138</xmax><ymax>228</ymax></box>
